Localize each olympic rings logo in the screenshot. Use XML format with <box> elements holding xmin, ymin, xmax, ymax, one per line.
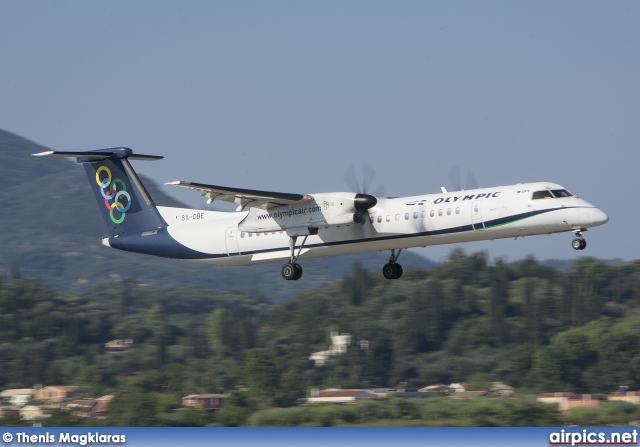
<box><xmin>95</xmin><ymin>166</ymin><xmax>132</xmax><ymax>224</ymax></box>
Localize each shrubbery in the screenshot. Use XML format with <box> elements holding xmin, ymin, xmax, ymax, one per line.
<box><xmin>247</xmin><ymin>397</ymin><xmax>562</xmax><ymax>427</ymax></box>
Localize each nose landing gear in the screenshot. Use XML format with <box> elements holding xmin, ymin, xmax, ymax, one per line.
<box><xmin>571</xmin><ymin>230</ymin><xmax>587</xmax><ymax>251</ymax></box>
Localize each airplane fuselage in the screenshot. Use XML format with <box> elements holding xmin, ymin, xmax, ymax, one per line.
<box><xmin>105</xmin><ymin>181</ymin><xmax>608</xmax><ymax>266</ymax></box>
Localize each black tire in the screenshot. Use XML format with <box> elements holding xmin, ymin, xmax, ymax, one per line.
<box><xmin>282</xmin><ymin>263</ymin><xmax>296</xmax><ymax>280</ymax></box>
<box><xmin>383</xmin><ymin>263</ymin><xmax>396</xmax><ymax>280</ymax></box>
<box><xmin>292</xmin><ymin>263</ymin><xmax>303</xmax><ymax>280</ymax></box>
<box><xmin>382</xmin><ymin>263</ymin><xmax>402</xmax><ymax>279</ymax></box>
<box><xmin>580</xmin><ymin>239</ymin><xmax>587</xmax><ymax>250</ymax></box>
<box><xmin>572</xmin><ymin>238</ymin><xmax>583</xmax><ymax>250</ymax></box>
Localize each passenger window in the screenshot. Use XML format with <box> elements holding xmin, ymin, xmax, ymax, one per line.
<box><xmin>447</xmin><ymin>209</ymin><xmax>451</xmax><ymax>215</ymax></box>
<box><xmin>395</xmin><ymin>214</ymin><xmax>400</xmax><ymax>221</ymax></box>
<box><xmin>378</xmin><ymin>216</ymin><xmax>382</xmax><ymax>223</ymax></box>
<box><xmin>438</xmin><ymin>209</ymin><xmax>443</xmax><ymax>216</ymax></box>
<box><xmin>386</xmin><ymin>215</ymin><xmax>391</xmax><ymax>222</ymax></box>
<box><xmin>532</xmin><ymin>190</ymin><xmax>554</xmax><ymax>200</ymax></box>
<box><xmin>241</xmin><ymin>232</ymin><xmax>245</xmax><ymax>238</ymax></box>
<box><xmin>405</xmin><ymin>213</ymin><xmax>409</xmax><ymax>220</ymax></box>
<box><xmin>413</xmin><ymin>212</ymin><xmax>418</xmax><ymax>219</ymax></box>
<box><xmin>430</xmin><ymin>210</ymin><xmax>434</xmax><ymax>217</ymax></box>
<box><xmin>422</xmin><ymin>211</ymin><xmax>427</xmax><ymax>218</ymax></box>
<box><xmin>456</xmin><ymin>207</ymin><xmax>460</xmax><ymax>214</ymax></box>
<box><xmin>474</xmin><ymin>205</ymin><xmax>479</xmax><ymax>212</ymax></box>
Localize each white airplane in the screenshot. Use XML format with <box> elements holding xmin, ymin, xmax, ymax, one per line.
<box><xmin>34</xmin><ymin>148</ymin><xmax>609</xmax><ymax>281</ymax></box>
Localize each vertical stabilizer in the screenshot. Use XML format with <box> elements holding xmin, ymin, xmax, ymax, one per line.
<box><xmin>33</xmin><ymin>148</ymin><xmax>167</xmax><ymax>236</ymax></box>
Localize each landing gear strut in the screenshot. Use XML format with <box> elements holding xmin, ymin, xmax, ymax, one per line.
<box><xmin>282</xmin><ymin>235</ymin><xmax>308</xmax><ymax>280</ymax></box>
<box><xmin>382</xmin><ymin>248</ymin><xmax>403</xmax><ymax>280</ymax></box>
<box><xmin>571</xmin><ymin>230</ymin><xmax>587</xmax><ymax>251</ymax></box>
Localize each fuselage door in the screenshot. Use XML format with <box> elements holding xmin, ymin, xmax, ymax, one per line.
<box><xmin>471</xmin><ymin>200</ymin><xmax>484</xmax><ymax>230</ymax></box>
<box><xmin>225</xmin><ymin>227</ymin><xmax>240</xmax><ymax>256</ymax></box>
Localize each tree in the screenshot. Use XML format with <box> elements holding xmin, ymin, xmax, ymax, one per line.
<box><xmin>342</xmin><ymin>261</ymin><xmax>370</xmax><ymax>306</ymax></box>
<box><xmin>242</xmin><ymin>348</ymin><xmax>277</xmax><ymax>406</ymax></box>
<box><xmin>532</xmin><ymin>322</ymin><xmax>602</xmax><ymax>392</ymax></box>
<box><xmin>489</xmin><ymin>260</ymin><xmax>509</xmax><ymax>347</ymax></box>
<box><xmin>217</xmin><ymin>391</ymin><xmax>251</xmax><ymax>426</ymax></box>
<box><xmin>74</xmin><ymin>365</ymin><xmax>105</xmax><ymax>395</ymax></box>
<box><xmin>207</xmin><ymin>308</ymin><xmax>234</xmax><ymax>358</ymax></box>
<box><xmin>108</xmin><ymin>384</ymin><xmax>159</xmax><ymax>426</ymax></box>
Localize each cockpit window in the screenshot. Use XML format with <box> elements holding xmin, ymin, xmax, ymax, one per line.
<box><xmin>532</xmin><ymin>190</ymin><xmax>554</xmax><ymax>200</ymax></box>
<box><xmin>532</xmin><ymin>189</ymin><xmax>574</xmax><ymax>200</ymax></box>
<box><xmin>550</xmin><ymin>189</ymin><xmax>573</xmax><ymax>198</ymax></box>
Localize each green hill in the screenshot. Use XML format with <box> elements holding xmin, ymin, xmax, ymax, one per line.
<box><xmin>0</xmin><ymin>129</ymin><xmax>435</xmax><ymax>301</ymax></box>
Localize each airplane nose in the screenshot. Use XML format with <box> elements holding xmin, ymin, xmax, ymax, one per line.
<box><xmin>591</xmin><ymin>208</ymin><xmax>609</xmax><ymax>226</ymax></box>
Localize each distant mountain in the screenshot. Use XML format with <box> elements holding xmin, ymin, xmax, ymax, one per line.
<box><xmin>0</xmin><ymin>129</ymin><xmax>436</xmax><ymax>302</ymax></box>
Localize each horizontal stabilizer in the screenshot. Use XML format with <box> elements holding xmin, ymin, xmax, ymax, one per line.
<box><xmin>32</xmin><ymin>148</ymin><xmax>163</xmax><ymax>161</ymax></box>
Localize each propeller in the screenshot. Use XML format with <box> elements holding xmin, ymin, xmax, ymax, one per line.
<box><xmin>345</xmin><ymin>163</ymin><xmax>385</xmax><ymax>196</ymax></box>
<box><xmin>344</xmin><ymin>163</ymin><xmax>382</xmax><ymax>214</ymax></box>
<box><xmin>448</xmin><ymin>166</ymin><xmax>479</xmax><ymax>191</ymax></box>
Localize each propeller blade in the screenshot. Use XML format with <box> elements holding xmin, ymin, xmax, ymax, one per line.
<box><xmin>362</xmin><ymin>163</ymin><xmax>376</xmax><ymax>195</ymax></box>
<box><xmin>465</xmin><ymin>171</ymin><xmax>479</xmax><ymax>190</ymax></box>
<box><xmin>344</xmin><ymin>165</ymin><xmax>360</xmax><ymax>193</ymax></box>
<box><xmin>372</xmin><ymin>185</ymin><xmax>386</xmax><ymax>198</ymax></box>
<box><xmin>448</xmin><ymin>166</ymin><xmax>461</xmax><ymax>191</ymax></box>
<box><xmin>345</xmin><ymin>163</ymin><xmax>383</xmax><ymax>197</ymax></box>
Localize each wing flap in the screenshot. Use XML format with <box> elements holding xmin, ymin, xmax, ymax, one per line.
<box><xmin>251</xmin><ymin>249</ymin><xmax>310</xmax><ymax>262</ymax></box>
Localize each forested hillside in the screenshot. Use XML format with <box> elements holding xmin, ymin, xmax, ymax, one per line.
<box><xmin>1</xmin><ymin>251</ymin><xmax>639</xmax><ymax>425</ymax></box>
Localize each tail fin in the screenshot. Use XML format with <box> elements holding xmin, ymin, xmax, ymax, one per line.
<box><xmin>33</xmin><ymin>148</ymin><xmax>167</xmax><ymax>236</ymax></box>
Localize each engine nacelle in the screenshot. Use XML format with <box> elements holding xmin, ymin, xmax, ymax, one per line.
<box><xmin>238</xmin><ymin>192</ymin><xmax>377</xmax><ymax>233</ymax></box>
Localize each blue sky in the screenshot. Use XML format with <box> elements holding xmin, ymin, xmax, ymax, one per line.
<box><xmin>2</xmin><ymin>1</ymin><xmax>638</xmax><ymax>263</ymax></box>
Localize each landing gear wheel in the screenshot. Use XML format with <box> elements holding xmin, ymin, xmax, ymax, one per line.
<box><xmin>293</xmin><ymin>263</ymin><xmax>303</xmax><ymax>280</ymax></box>
<box><xmin>571</xmin><ymin>238</ymin><xmax>586</xmax><ymax>250</ymax></box>
<box><xmin>382</xmin><ymin>263</ymin><xmax>395</xmax><ymax>279</ymax></box>
<box><xmin>382</xmin><ymin>263</ymin><xmax>403</xmax><ymax>280</ymax></box>
<box><xmin>282</xmin><ymin>262</ymin><xmax>303</xmax><ymax>280</ymax></box>
<box><xmin>282</xmin><ymin>263</ymin><xmax>296</xmax><ymax>280</ymax></box>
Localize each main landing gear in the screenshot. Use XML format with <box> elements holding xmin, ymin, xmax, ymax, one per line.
<box><xmin>281</xmin><ymin>262</ymin><xmax>303</xmax><ymax>281</ymax></box>
<box><xmin>281</xmin><ymin>235</ymin><xmax>308</xmax><ymax>281</ymax></box>
<box><xmin>382</xmin><ymin>248</ymin><xmax>403</xmax><ymax>280</ymax></box>
<box><xmin>571</xmin><ymin>230</ymin><xmax>587</xmax><ymax>251</ymax></box>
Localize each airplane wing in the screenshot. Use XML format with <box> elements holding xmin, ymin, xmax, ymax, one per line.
<box><xmin>166</xmin><ymin>181</ymin><xmax>313</xmax><ymax>209</ymax></box>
